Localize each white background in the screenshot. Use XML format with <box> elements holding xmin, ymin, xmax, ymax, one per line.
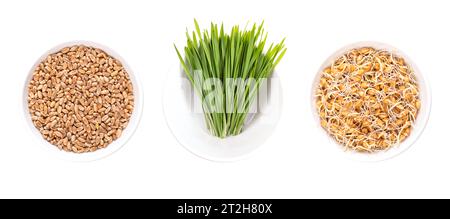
<box><xmin>0</xmin><ymin>0</ymin><xmax>448</xmax><ymax>198</ymax></box>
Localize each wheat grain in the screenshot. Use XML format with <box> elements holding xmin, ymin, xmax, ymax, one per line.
<box><xmin>27</xmin><ymin>45</ymin><xmax>134</xmax><ymax>153</ymax></box>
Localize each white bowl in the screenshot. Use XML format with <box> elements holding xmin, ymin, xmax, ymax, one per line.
<box><xmin>163</xmin><ymin>65</ymin><xmax>282</xmax><ymax>162</ymax></box>
<box><xmin>311</xmin><ymin>41</ymin><xmax>431</xmax><ymax>162</ymax></box>
<box><xmin>23</xmin><ymin>41</ymin><xmax>144</xmax><ymax>162</ymax></box>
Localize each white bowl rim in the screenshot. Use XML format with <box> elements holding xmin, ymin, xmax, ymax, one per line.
<box><xmin>23</xmin><ymin>40</ymin><xmax>144</xmax><ymax>162</ymax></box>
<box><xmin>311</xmin><ymin>41</ymin><xmax>432</xmax><ymax>162</ymax></box>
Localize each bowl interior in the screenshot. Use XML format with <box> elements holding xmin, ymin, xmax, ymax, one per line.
<box><xmin>311</xmin><ymin>41</ymin><xmax>431</xmax><ymax>162</ymax></box>
<box><xmin>23</xmin><ymin>41</ymin><xmax>143</xmax><ymax>162</ymax></box>
<box><xmin>164</xmin><ymin>65</ymin><xmax>282</xmax><ymax>162</ymax></box>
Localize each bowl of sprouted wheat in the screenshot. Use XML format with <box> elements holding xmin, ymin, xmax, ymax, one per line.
<box><xmin>312</xmin><ymin>41</ymin><xmax>431</xmax><ymax>161</ymax></box>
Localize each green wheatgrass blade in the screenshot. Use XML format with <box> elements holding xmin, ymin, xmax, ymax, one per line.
<box><xmin>175</xmin><ymin>20</ymin><xmax>286</xmax><ymax>138</ymax></box>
